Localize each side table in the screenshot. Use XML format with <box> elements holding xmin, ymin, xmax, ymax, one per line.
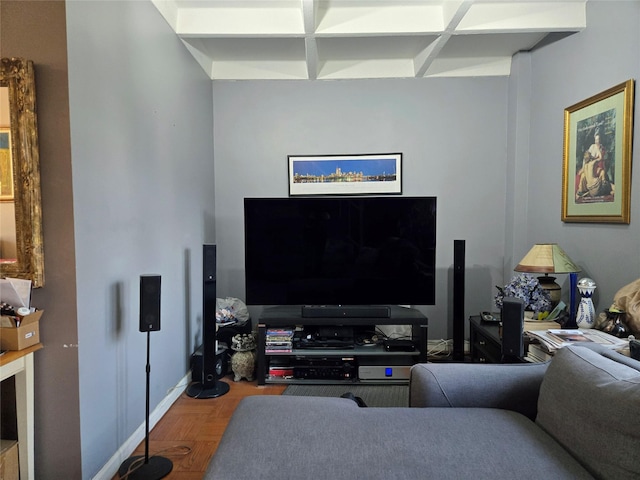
<box><xmin>469</xmin><ymin>316</ymin><xmax>502</xmax><ymax>363</ymax></box>
<box><xmin>469</xmin><ymin>316</ymin><xmax>561</xmax><ymax>363</ymax></box>
<box><xmin>0</xmin><ymin>343</ymin><xmax>42</xmax><ymax>480</ymax></box>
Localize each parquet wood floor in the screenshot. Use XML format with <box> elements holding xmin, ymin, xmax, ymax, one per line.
<box><xmin>114</xmin><ymin>378</ymin><xmax>286</xmax><ymax>479</ymax></box>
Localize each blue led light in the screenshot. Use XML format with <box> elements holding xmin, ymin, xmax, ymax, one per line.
<box><xmin>385</xmin><ymin>367</ymin><xmax>393</xmax><ymax>377</ymax></box>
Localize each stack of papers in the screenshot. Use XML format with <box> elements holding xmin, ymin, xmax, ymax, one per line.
<box><xmin>0</xmin><ymin>278</ymin><xmax>32</xmax><ymax>309</ymax></box>
<box><xmin>526</xmin><ymin>328</ymin><xmax>628</xmax><ymax>354</ymax></box>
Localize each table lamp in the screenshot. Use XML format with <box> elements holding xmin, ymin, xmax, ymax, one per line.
<box><xmin>514</xmin><ymin>244</ymin><xmax>581</xmax><ymax>323</ymax></box>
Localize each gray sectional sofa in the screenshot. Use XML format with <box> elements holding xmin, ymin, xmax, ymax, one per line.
<box><xmin>205</xmin><ymin>344</ymin><xmax>640</xmax><ymax>480</ymax></box>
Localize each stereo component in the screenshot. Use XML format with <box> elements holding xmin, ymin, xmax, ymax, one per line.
<box><xmin>292</xmin><ymin>356</ymin><xmax>357</xmax><ymax>380</ymax></box>
<box><xmin>358</xmin><ymin>365</ymin><xmax>411</xmax><ymax>380</ymax></box>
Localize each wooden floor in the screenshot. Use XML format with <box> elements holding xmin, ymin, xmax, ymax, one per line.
<box><xmin>114</xmin><ymin>378</ymin><xmax>286</xmax><ymax>479</ymax></box>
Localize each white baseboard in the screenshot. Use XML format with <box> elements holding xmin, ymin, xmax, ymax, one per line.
<box><xmin>92</xmin><ymin>372</ymin><xmax>190</xmax><ymax>480</ymax></box>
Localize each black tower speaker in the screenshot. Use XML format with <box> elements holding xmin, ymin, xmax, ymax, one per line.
<box><xmin>139</xmin><ymin>275</ymin><xmax>161</xmax><ymax>332</ymax></box>
<box><xmin>501</xmin><ymin>296</ymin><xmax>525</xmax><ymax>361</ymax></box>
<box><xmin>186</xmin><ymin>244</ymin><xmax>230</xmax><ymax>398</ymax></box>
<box><xmin>452</xmin><ymin>240</ymin><xmax>466</xmax><ymax>361</ymax></box>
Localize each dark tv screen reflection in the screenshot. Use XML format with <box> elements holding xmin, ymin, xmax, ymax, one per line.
<box><xmin>244</xmin><ymin>196</ymin><xmax>436</xmax><ymax>306</ymax></box>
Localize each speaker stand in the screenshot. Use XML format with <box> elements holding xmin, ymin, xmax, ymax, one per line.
<box><xmin>186</xmin><ymin>380</ymin><xmax>230</xmax><ymax>399</ymax></box>
<box><xmin>118</xmin><ymin>332</ymin><xmax>173</xmax><ymax>479</ymax></box>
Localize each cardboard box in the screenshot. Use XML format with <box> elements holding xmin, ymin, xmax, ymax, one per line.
<box><xmin>0</xmin><ymin>439</ymin><xmax>19</xmax><ymax>480</ymax></box>
<box><xmin>0</xmin><ymin>310</ymin><xmax>42</xmax><ymax>351</ymax></box>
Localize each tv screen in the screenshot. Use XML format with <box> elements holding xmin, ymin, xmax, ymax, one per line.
<box><xmin>244</xmin><ymin>196</ymin><xmax>436</xmax><ymax>306</ymax></box>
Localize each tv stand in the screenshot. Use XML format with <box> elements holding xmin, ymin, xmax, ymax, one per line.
<box><xmin>301</xmin><ymin>305</ymin><xmax>391</xmax><ymax>318</ymax></box>
<box><xmin>257</xmin><ymin>305</ymin><xmax>428</xmax><ymax>385</ymax></box>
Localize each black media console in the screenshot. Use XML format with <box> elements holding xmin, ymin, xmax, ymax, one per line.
<box><xmin>256</xmin><ymin>305</ymin><xmax>428</xmax><ymax>385</ymax></box>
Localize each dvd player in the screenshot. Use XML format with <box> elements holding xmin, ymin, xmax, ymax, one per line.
<box><xmin>294</xmin><ymin>327</ymin><xmax>355</xmax><ymax>349</ymax></box>
<box><xmin>294</xmin><ymin>338</ymin><xmax>355</xmax><ymax>349</ymax></box>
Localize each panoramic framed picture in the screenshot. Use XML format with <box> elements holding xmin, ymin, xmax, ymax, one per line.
<box><xmin>0</xmin><ymin>128</ymin><xmax>14</xmax><ymax>201</ymax></box>
<box><xmin>562</xmin><ymin>79</ymin><xmax>635</xmax><ymax>223</ymax></box>
<box><xmin>288</xmin><ymin>153</ymin><xmax>402</xmax><ymax>196</ymax></box>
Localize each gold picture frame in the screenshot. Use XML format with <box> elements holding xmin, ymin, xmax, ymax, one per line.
<box><xmin>0</xmin><ymin>58</ymin><xmax>45</xmax><ymax>287</ymax></box>
<box><xmin>562</xmin><ymin>79</ymin><xmax>635</xmax><ymax>223</ymax></box>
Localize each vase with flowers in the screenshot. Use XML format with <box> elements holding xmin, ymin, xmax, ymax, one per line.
<box><xmin>495</xmin><ymin>273</ymin><xmax>552</xmax><ymax>318</ymax></box>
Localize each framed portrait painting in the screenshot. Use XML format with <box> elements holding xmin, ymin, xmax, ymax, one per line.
<box><xmin>562</xmin><ymin>79</ymin><xmax>635</xmax><ymax>223</ymax></box>
<box><xmin>288</xmin><ymin>153</ymin><xmax>402</xmax><ymax>196</ymax></box>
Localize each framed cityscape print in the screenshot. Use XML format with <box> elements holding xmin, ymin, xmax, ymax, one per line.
<box><xmin>288</xmin><ymin>153</ymin><xmax>402</xmax><ymax>196</ymax></box>
<box><xmin>562</xmin><ymin>79</ymin><xmax>634</xmax><ymax>223</ymax></box>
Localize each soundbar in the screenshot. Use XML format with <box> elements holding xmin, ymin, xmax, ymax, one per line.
<box><xmin>301</xmin><ymin>305</ymin><xmax>391</xmax><ymax>318</ymax></box>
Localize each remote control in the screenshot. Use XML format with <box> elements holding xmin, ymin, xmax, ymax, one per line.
<box><xmin>481</xmin><ymin>311</ymin><xmax>500</xmax><ymax>323</ymax></box>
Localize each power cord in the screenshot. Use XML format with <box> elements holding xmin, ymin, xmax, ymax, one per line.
<box><xmin>427</xmin><ymin>339</ymin><xmax>453</xmax><ymax>358</ymax></box>
<box><xmin>427</xmin><ymin>339</ymin><xmax>471</xmax><ymax>359</ymax></box>
<box><xmin>166</xmin><ymin>379</ymin><xmax>190</xmax><ymax>396</ymax></box>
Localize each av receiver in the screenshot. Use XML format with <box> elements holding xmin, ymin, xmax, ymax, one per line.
<box><xmin>292</xmin><ymin>356</ymin><xmax>357</xmax><ymax>380</ymax></box>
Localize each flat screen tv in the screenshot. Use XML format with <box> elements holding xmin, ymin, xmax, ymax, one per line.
<box><xmin>244</xmin><ymin>196</ymin><xmax>436</xmax><ymax>306</ymax></box>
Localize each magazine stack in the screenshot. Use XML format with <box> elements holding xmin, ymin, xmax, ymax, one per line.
<box><xmin>526</xmin><ymin>328</ymin><xmax>628</xmax><ymax>355</ymax></box>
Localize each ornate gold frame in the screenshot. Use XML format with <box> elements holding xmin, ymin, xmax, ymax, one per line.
<box><xmin>562</xmin><ymin>79</ymin><xmax>635</xmax><ymax>224</ymax></box>
<box><xmin>0</xmin><ymin>58</ymin><xmax>45</xmax><ymax>287</ymax></box>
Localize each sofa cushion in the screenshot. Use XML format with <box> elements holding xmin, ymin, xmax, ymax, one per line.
<box><xmin>536</xmin><ymin>344</ymin><xmax>640</xmax><ymax>480</ymax></box>
<box><xmin>410</xmin><ymin>361</ymin><xmax>548</xmax><ymax>420</ymax></box>
<box><xmin>206</xmin><ymin>395</ymin><xmax>593</xmax><ymax>480</ymax></box>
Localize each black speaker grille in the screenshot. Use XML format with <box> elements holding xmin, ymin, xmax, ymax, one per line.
<box><xmin>139</xmin><ymin>275</ymin><xmax>161</xmax><ymax>332</ymax></box>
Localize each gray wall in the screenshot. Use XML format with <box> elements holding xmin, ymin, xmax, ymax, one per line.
<box><xmin>212</xmin><ymin>78</ymin><xmax>509</xmax><ymax>340</ymax></box>
<box><xmin>65</xmin><ymin>1</ymin><xmax>215</xmax><ymax>478</ymax></box>
<box><xmin>512</xmin><ymin>0</ymin><xmax>640</xmax><ymax>311</ymax></box>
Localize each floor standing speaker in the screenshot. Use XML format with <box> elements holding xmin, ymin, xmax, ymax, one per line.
<box><xmin>501</xmin><ymin>296</ymin><xmax>525</xmax><ymax>361</ymax></box>
<box><xmin>452</xmin><ymin>240</ymin><xmax>465</xmax><ymax>361</ymax></box>
<box><xmin>186</xmin><ymin>244</ymin><xmax>230</xmax><ymax>398</ymax></box>
<box><xmin>139</xmin><ymin>275</ymin><xmax>161</xmax><ymax>332</ymax></box>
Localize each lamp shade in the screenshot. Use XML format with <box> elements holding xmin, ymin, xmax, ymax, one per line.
<box><xmin>514</xmin><ymin>243</ymin><xmax>581</xmax><ymax>274</ymax></box>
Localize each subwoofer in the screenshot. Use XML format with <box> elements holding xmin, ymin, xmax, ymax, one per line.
<box><xmin>190</xmin><ymin>346</ymin><xmax>229</xmax><ymax>380</ymax></box>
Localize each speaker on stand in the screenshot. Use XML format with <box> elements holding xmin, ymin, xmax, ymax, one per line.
<box><xmin>187</xmin><ymin>244</ymin><xmax>230</xmax><ymax>399</ymax></box>
<box><xmin>118</xmin><ymin>275</ymin><xmax>173</xmax><ymax>480</ymax></box>
<box><xmin>452</xmin><ymin>240</ymin><xmax>466</xmax><ymax>361</ymax></box>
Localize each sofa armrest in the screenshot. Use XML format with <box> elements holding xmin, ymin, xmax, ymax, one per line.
<box><xmin>409</xmin><ymin>361</ymin><xmax>549</xmax><ymax>420</ymax></box>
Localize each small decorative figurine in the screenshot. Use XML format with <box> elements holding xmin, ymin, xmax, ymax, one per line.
<box><xmin>576</xmin><ymin>277</ymin><xmax>596</xmax><ymax>329</ymax></box>
<box><xmin>230</xmin><ymin>333</ymin><xmax>257</xmax><ymax>382</ymax></box>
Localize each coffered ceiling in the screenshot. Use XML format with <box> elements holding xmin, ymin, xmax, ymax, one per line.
<box><xmin>151</xmin><ymin>0</ymin><xmax>588</xmax><ymax>80</ymax></box>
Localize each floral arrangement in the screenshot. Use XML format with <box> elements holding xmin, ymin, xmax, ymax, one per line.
<box><xmin>216</xmin><ymin>307</ymin><xmax>237</xmax><ymax>323</ymax></box>
<box><xmin>495</xmin><ymin>273</ymin><xmax>552</xmax><ymax>313</ymax></box>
